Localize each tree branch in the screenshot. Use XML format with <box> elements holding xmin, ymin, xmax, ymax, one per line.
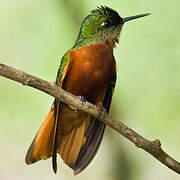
<box><xmin>0</xmin><ymin>63</ymin><xmax>180</xmax><ymax>175</ymax></box>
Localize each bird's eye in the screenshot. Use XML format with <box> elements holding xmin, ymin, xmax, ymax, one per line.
<box><xmin>101</xmin><ymin>21</ymin><xmax>110</xmax><ymax>27</ymax></box>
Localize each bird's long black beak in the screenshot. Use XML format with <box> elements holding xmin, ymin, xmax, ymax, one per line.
<box><xmin>122</xmin><ymin>13</ymin><xmax>151</xmax><ymax>23</ymax></box>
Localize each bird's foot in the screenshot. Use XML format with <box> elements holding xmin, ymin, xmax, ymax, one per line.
<box><xmin>78</xmin><ymin>95</ymin><xmax>86</xmax><ymax>105</ymax></box>
<box><xmin>98</xmin><ymin>105</ymin><xmax>106</xmax><ymax>119</ymax></box>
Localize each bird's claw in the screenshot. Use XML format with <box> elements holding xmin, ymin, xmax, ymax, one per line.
<box><xmin>78</xmin><ymin>95</ymin><xmax>86</xmax><ymax>105</ymax></box>
<box><xmin>98</xmin><ymin>105</ymin><xmax>106</xmax><ymax>119</ymax></box>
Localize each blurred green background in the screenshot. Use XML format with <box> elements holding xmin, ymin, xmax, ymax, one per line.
<box><xmin>0</xmin><ymin>0</ymin><xmax>180</xmax><ymax>179</ymax></box>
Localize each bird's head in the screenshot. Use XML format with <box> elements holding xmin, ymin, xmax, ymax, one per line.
<box><xmin>74</xmin><ymin>6</ymin><xmax>150</xmax><ymax>48</ymax></box>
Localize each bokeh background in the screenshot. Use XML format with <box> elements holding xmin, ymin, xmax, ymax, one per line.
<box><xmin>0</xmin><ymin>0</ymin><xmax>180</xmax><ymax>179</ymax></box>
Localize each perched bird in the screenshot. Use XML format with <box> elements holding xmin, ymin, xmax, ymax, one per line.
<box><xmin>25</xmin><ymin>6</ymin><xmax>150</xmax><ymax>175</ymax></box>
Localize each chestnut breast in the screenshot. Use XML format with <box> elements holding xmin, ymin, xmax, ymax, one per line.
<box><xmin>63</xmin><ymin>43</ymin><xmax>116</xmax><ymax>105</ymax></box>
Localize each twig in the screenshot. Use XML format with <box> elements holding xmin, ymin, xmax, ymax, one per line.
<box><xmin>0</xmin><ymin>63</ymin><xmax>180</xmax><ymax>175</ymax></box>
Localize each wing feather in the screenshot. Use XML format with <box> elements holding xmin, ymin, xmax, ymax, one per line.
<box><xmin>25</xmin><ymin>51</ymin><xmax>71</xmax><ymax>167</ymax></box>
<box><xmin>73</xmin><ymin>70</ymin><xmax>117</xmax><ymax>174</ymax></box>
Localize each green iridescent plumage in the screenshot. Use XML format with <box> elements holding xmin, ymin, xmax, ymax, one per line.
<box><xmin>73</xmin><ymin>6</ymin><xmax>123</xmax><ymax>48</ymax></box>
<box><xmin>56</xmin><ymin>51</ymin><xmax>70</xmax><ymax>86</ymax></box>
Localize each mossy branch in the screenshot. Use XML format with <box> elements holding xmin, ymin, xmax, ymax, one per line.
<box><xmin>0</xmin><ymin>63</ymin><xmax>180</xmax><ymax>175</ymax></box>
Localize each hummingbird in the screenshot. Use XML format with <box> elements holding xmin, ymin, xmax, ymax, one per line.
<box><xmin>25</xmin><ymin>6</ymin><xmax>150</xmax><ymax>175</ymax></box>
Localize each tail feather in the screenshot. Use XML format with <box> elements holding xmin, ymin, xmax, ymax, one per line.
<box><xmin>25</xmin><ymin>105</ymin><xmax>55</xmax><ymax>164</ymax></box>
<box><xmin>57</xmin><ymin>119</ymin><xmax>86</xmax><ymax>167</ymax></box>
<box><xmin>73</xmin><ymin>119</ymin><xmax>105</xmax><ymax>175</ymax></box>
<box><xmin>26</xmin><ymin>103</ymin><xmax>105</xmax><ymax>175</ymax></box>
